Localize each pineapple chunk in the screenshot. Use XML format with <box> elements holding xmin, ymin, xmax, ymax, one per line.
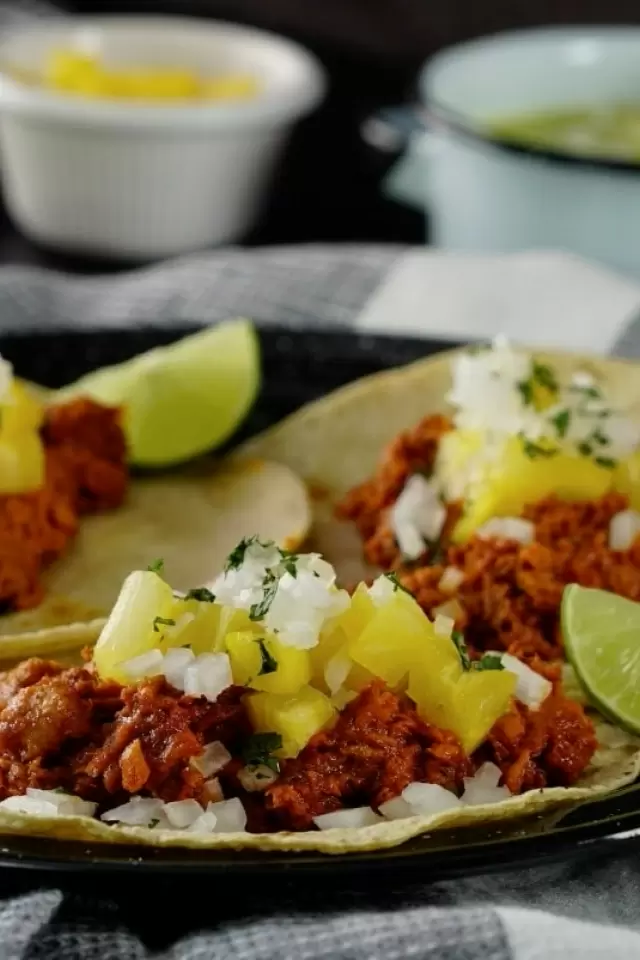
<box><xmin>226</xmin><ymin>630</ymin><xmax>311</xmax><ymax>695</ymax></box>
<box><xmin>3</xmin><ymin>380</ymin><xmax>45</xmax><ymax>435</ymax></box>
<box><xmin>613</xmin><ymin>451</ymin><xmax>640</xmax><ymax>511</ymax></box>
<box><xmin>0</xmin><ymin>431</ymin><xmax>45</xmax><ymax>494</ymax></box>
<box><xmin>93</xmin><ymin>571</ymin><xmax>175</xmax><ymax>683</ymax></box>
<box><xmin>310</xmin><ymin>583</ymin><xmax>375</xmax><ymax>692</ymax></box>
<box><xmin>247</xmin><ymin>687</ymin><xmax>336</xmax><ymax>757</ymax></box>
<box><xmin>408</xmin><ymin>658</ymin><xmax>516</xmax><ymax>754</ymax></box>
<box><xmin>157</xmin><ymin>596</ymin><xmax>226</xmax><ymax>655</ymax></box>
<box><xmin>348</xmin><ymin>592</ymin><xmax>460</xmax><ymax>689</ymax></box>
<box><xmin>449</xmin><ymin>434</ymin><xmax>613</xmax><ymax>543</ymax></box>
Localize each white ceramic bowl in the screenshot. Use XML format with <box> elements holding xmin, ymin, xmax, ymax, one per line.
<box><xmin>412</xmin><ymin>28</ymin><xmax>640</xmax><ymax>278</ymax></box>
<box><xmin>0</xmin><ymin>16</ymin><xmax>325</xmax><ymax>260</ymax></box>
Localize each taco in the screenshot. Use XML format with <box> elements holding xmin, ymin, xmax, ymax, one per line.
<box><xmin>0</xmin><ymin>321</ymin><xmax>311</xmax><ymax>653</ymax></box>
<box><xmin>0</xmin><ymin>339</ymin><xmax>640</xmax><ymax>854</ymax></box>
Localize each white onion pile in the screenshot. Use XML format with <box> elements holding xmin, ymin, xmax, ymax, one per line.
<box><xmin>190</xmin><ymin>741</ymin><xmax>232</xmax><ymax>777</ymax></box>
<box><xmin>389</xmin><ymin>474</ymin><xmax>446</xmax><ymax>561</ymax></box>
<box><xmin>460</xmin><ymin>763</ymin><xmax>510</xmax><ymax>806</ymax></box>
<box><xmin>495</xmin><ymin>652</ymin><xmax>552</xmax><ymax>709</ymax></box>
<box><xmin>101</xmin><ymin>796</ymin><xmax>247</xmax><ymax>834</ymax></box>
<box><xmin>438</xmin><ymin>566</ymin><xmax>465</xmax><ymax>593</ymax></box>
<box><xmin>379</xmin><ymin>782</ymin><xmax>462</xmax><ymax>821</ymax></box>
<box><xmin>121</xmin><ymin>648</ymin><xmax>233</xmax><ymax>703</ymax></box>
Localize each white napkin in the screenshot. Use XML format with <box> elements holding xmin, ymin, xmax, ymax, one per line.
<box><xmin>354</xmin><ymin>248</ymin><xmax>640</xmax><ymax>356</ymax></box>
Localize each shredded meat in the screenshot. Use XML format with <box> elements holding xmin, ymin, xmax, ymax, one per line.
<box><xmin>266</xmin><ymin>680</ymin><xmax>472</xmax><ymax>830</ymax></box>
<box><xmin>395</xmin><ymin>493</ymin><xmax>640</xmax><ymax>665</ymax></box>
<box><xmin>0</xmin><ymin>397</ymin><xmax>128</xmax><ymax>611</ymax></box>
<box><xmin>336</xmin><ymin>414</ymin><xmax>454</xmax><ymax>568</ymax></box>
<box><xmin>481</xmin><ymin>690</ymin><xmax>597</xmax><ymax>793</ymax></box>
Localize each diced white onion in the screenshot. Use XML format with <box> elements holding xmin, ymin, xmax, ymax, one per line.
<box><xmin>183</xmin><ymin>653</ymin><xmax>233</xmax><ymax>702</ymax></box>
<box><xmin>190</xmin><ymin>741</ymin><xmax>232</xmax><ymax>777</ymax></box>
<box><xmin>188</xmin><ymin>810</ymin><xmax>218</xmax><ymax>833</ymax></box>
<box><xmin>164</xmin><ymin>799</ymin><xmax>204</xmax><ymax>829</ymax></box>
<box><xmin>498</xmin><ymin>652</ymin><xmax>552</xmax><ymax>709</ymax></box>
<box><xmin>324</xmin><ymin>653</ymin><xmax>352</xmax><ymax>696</ymax></box>
<box><xmin>237</xmin><ymin>764</ymin><xmax>279</xmax><ymax>792</ymax></box>
<box><xmin>461</xmin><ymin>762</ymin><xmax>511</xmax><ymax>806</ymax></box>
<box><xmin>368</xmin><ymin>575</ymin><xmax>397</xmax><ymax>607</ymax></box>
<box><xmin>378</xmin><ymin>796</ymin><xmax>415</xmax><ymax>821</ymax></box>
<box><xmin>476</xmin><ymin>517</ymin><xmax>534</xmax><ymax>545</ymax></box>
<box><xmin>313</xmin><ymin>806</ymin><xmax>382</xmax><ymax>830</ymax></box>
<box><xmin>609</xmin><ymin>510</ymin><xmax>640</xmax><ymax>551</ymax></box>
<box><xmin>202</xmin><ymin>778</ymin><xmax>225</xmax><ymax>804</ymax></box>
<box><xmin>433</xmin><ymin>598</ymin><xmax>464</xmax><ymax>624</ymax></box>
<box><xmin>438</xmin><ymin>566</ymin><xmax>464</xmax><ymax>593</ymax></box>
<box><xmin>433</xmin><ymin>614</ymin><xmax>455</xmax><ymax>637</ymax></box>
<box><xmin>163</xmin><ymin>647</ymin><xmax>195</xmax><ymax>691</ymax></box>
<box><xmin>390</xmin><ymin>474</ymin><xmax>446</xmax><ymax>561</ymax></box>
<box><xmin>100</xmin><ymin>797</ymin><xmax>165</xmax><ymax>827</ymax></box>
<box><xmin>401</xmin><ymin>782</ymin><xmax>462</xmax><ymax>816</ymax></box>
<box><xmin>0</xmin><ymin>789</ymin><xmax>97</xmax><ymax>819</ymax></box>
<box><xmin>121</xmin><ymin>649</ymin><xmax>165</xmax><ymax>681</ymax></box>
<box><xmin>206</xmin><ymin>797</ymin><xmax>247</xmax><ymax>833</ymax></box>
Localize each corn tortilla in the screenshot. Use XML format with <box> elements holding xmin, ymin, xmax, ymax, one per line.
<box><xmin>3</xmin><ymin>346</ymin><xmax>640</xmax><ymax>852</ymax></box>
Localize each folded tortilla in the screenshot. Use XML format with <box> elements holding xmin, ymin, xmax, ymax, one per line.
<box><xmin>1</xmin><ymin>346</ymin><xmax>639</xmax><ymax>853</ymax></box>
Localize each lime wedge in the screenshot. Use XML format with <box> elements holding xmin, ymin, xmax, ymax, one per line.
<box><xmin>561</xmin><ymin>583</ymin><xmax>640</xmax><ymax>735</ymax></box>
<box><xmin>56</xmin><ymin>318</ymin><xmax>260</xmax><ymax>467</ymax></box>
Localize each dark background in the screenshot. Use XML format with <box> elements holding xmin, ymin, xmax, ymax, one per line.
<box><xmin>2</xmin><ymin>1</ymin><xmax>640</xmax><ymax>273</ymax></box>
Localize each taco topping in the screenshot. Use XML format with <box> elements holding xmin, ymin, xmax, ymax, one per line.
<box><xmin>0</xmin><ymin>528</ymin><xmax>601</xmax><ymax>836</ymax></box>
<box><xmin>0</xmin><ymin>368</ymin><xmax>128</xmax><ymax>613</ymax></box>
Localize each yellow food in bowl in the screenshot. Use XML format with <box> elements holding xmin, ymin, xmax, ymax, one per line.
<box><xmin>38</xmin><ymin>49</ymin><xmax>260</xmax><ymax>102</ymax></box>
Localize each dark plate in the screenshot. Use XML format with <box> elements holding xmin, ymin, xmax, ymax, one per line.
<box><xmin>1</xmin><ymin>322</ymin><xmax>639</xmax><ymax>889</ymax></box>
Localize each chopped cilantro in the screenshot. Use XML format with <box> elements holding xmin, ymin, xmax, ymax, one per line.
<box><xmin>570</xmin><ymin>383</ymin><xmax>602</xmax><ymax>401</ymax></box>
<box><xmin>242</xmin><ymin>732</ymin><xmax>283</xmax><ymax>772</ymax></box>
<box><xmin>384</xmin><ymin>572</ymin><xmax>412</xmax><ymax>596</ymax></box>
<box><xmin>578</xmin><ymin>441</ymin><xmax>593</xmax><ymax>457</ymax></box>
<box><xmin>153</xmin><ymin>616</ymin><xmax>176</xmax><ymax>633</ymax></box>
<box><xmin>550</xmin><ymin>408</ymin><xmax>570</xmax><ymax>438</ymax></box>
<box><xmin>517</xmin><ymin>379</ymin><xmax>534</xmax><ymax>407</ymax></box>
<box><xmin>249</xmin><ymin>572</ymin><xmax>279</xmax><ymax>621</ymax></box>
<box><xmin>224</xmin><ymin>536</ymin><xmax>256</xmax><ymax>571</ymax></box>
<box><xmin>256</xmin><ymin>638</ymin><xmax>278</xmax><ymax>676</ymax></box>
<box><xmin>185</xmin><ymin>587</ymin><xmax>216</xmax><ymax>603</ymax></box>
<box><xmin>532</xmin><ymin>361</ymin><xmax>558</xmax><ymax>392</ymax></box>
<box><xmin>473</xmin><ymin>654</ymin><xmax>505</xmax><ymax>672</ymax></box>
<box><xmin>592</xmin><ymin>429</ymin><xmax>610</xmax><ymax>447</ymax></box>
<box><xmin>147</xmin><ymin>559</ymin><xmax>164</xmax><ymax>574</ymax></box>
<box><xmin>452</xmin><ymin>631</ymin><xmax>471</xmax><ymax>671</ymax></box>
<box><xmin>595</xmin><ymin>456</ymin><xmax>617</xmax><ymax>469</ymax></box>
<box><xmin>281</xmin><ymin>556</ymin><xmax>298</xmax><ymax>578</ymax></box>
<box><xmin>521</xmin><ymin>437</ymin><xmax>557</xmax><ymax>460</ymax></box>
<box><xmin>148</xmin><ymin>819</ymin><xmax>160</xmax><ymax>829</ymax></box>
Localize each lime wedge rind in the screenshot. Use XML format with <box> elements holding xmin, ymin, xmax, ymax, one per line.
<box><xmin>562</xmin><ymin>584</ymin><xmax>640</xmax><ymax>736</ymax></box>
<box><xmin>54</xmin><ymin>318</ymin><xmax>261</xmax><ymax>468</ymax></box>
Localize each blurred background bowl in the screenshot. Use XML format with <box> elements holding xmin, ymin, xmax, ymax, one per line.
<box><xmin>0</xmin><ymin>15</ymin><xmax>325</xmax><ymax>261</ymax></box>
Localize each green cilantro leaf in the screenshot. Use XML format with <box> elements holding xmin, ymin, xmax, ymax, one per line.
<box><xmin>153</xmin><ymin>616</ymin><xmax>176</xmax><ymax>633</ymax></box>
<box><xmin>147</xmin><ymin>559</ymin><xmax>164</xmax><ymax>574</ymax></box>
<box><xmin>578</xmin><ymin>441</ymin><xmax>593</xmax><ymax>457</ymax></box>
<box><xmin>224</xmin><ymin>537</ymin><xmax>257</xmax><ymax>571</ymax></box>
<box><xmin>592</xmin><ymin>429</ymin><xmax>610</xmax><ymax>447</ymax></box>
<box><xmin>185</xmin><ymin>587</ymin><xmax>216</xmax><ymax>603</ymax></box>
<box><xmin>517</xmin><ymin>379</ymin><xmax>534</xmax><ymax>406</ymax></box>
<box><xmin>249</xmin><ymin>572</ymin><xmax>279</xmax><ymax>621</ymax></box>
<box><xmin>384</xmin><ymin>572</ymin><xmax>412</xmax><ymax>596</ymax></box>
<box><xmin>242</xmin><ymin>732</ymin><xmax>283</xmax><ymax>772</ymax></box>
<box><xmin>532</xmin><ymin>361</ymin><xmax>558</xmax><ymax>392</ymax></box>
<box><xmin>282</xmin><ymin>556</ymin><xmax>298</xmax><ymax>578</ymax></box>
<box><xmin>452</xmin><ymin>631</ymin><xmax>471</xmax><ymax>671</ymax></box>
<box><xmin>148</xmin><ymin>819</ymin><xmax>160</xmax><ymax>829</ymax></box>
<box><xmin>521</xmin><ymin>437</ymin><xmax>557</xmax><ymax>460</ymax></box>
<box><xmin>256</xmin><ymin>638</ymin><xmax>278</xmax><ymax>676</ymax></box>
<box><xmin>594</xmin><ymin>456</ymin><xmax>617</xmax><ymax>469</ymax></box>
<box><xmin>550</xmin><ymin>409</ymin><xmax>570</xmax><ymax>438</ymax></box>
<box><xmin>473</xmin><ymin>654</ymin><xmax>505</xmax><ymax>672</ymax></box>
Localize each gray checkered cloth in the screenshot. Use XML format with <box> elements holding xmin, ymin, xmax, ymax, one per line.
<box><xmin>0</xmin><ymin>243</ymin><xmax>636</xmax><ymax>959</ymax></box>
